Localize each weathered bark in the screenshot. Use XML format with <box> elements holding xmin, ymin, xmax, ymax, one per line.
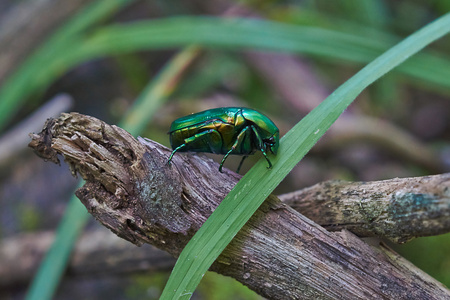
<box><xmin>29</xmin><ymin>113</ymin><xmax>450</xmax><ymax>299</ymax></box>
<box><xmin>0</xmin><ymin>94</ymin><xmax>73</xmax><ymax>167</ymax></box>
<box><xmin>3</xmin><ymin>178</ymin><xmax>447</xmax><ymax>288</ymax></box>
<box><xmin>279</xmin><ymin>174</ymin><xmax>450</xmax><ymax>243</ymax></box>
<box><xmin>0</xmin><ymin>229</ymin><xmax>175</xmax><ymax>289</ymax></box>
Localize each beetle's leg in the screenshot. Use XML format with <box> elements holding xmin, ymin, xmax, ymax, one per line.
<box><xmin>236</xmin><ymin>156</ymin><xmax>248</xmax><ymax>174</ymax></box>
<box><xmin>167</xmin><ymin>144</ymin><xmax>185</xmax><ymax>165</ymax></box>
<box><xmin>168</xmin><ymin>129</ymin><xmax>218</xmax><ymax>165</ymax></box>
<box><xmin>219</xmin><ymin>148</ymin><xmax>233</xmax><ymax>173</ymax></box>
<box><xmin>219</xmin><ymin>126</ymin><xmax>251</xmax><ymax>173</ymax></box>
<box><xmin>250</xmin><ymin>125</ymin><xmax>272</xmax><ymax>169</ymax></box>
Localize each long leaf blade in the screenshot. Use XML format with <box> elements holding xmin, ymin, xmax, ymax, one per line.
<box><xmin>160</xmin><ymin>13</ymin><xmax>450</xmax><ymax>300</ymax></box>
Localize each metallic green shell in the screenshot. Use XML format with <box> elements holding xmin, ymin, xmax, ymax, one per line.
<box><xmin>168</xmin><ymin>107</ymin><xmax>279</xmax><ymax>172</ymax></box>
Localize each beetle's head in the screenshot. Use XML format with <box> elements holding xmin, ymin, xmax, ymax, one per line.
<box><xmin>264</xmin><ymin>131</ymin><xmax>279</xmax><ymax>155</ymax></box>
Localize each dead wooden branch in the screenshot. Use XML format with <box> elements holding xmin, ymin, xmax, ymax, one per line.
<box><xmin>29</xmin><ymin>113</ymin><xmax>450</xmax><ymax>299</ymax></box>
<box><xmin>279</xmin><ymin>174</ymin><xmax>450</xmax><ymax>243</ymax></box>
<box><xmin>0</xmin><ymin>94</ymin><xmax>73</xmax><ymax>167</ymax></box>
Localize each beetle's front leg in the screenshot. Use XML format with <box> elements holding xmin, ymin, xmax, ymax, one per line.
<box><xmin>167</xmin><ymin>144</ymin><xmax>185</xmax><ymax>165</ymax></box>
<box><xmin>236</xmin><ymin>156</ymin><xmax>248</xmax><ymax>174</ymax></box>
<box><xmin>250</xmin><ymin>126</ymin><xmax>272</xmax><ymax>169</ymax></box>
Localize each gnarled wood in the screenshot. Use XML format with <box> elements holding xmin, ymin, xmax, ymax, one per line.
<box><xmin>29</xmin><ymin>113</ymin><xmax>450</xmax><ymax>299</ymax></box>
<box><xmin>279</xmin><ymin>175</ymin><xmax>450</xmax><ymax>243</ymax></box>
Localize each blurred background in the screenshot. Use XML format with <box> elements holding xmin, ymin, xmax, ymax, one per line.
<box><xmin>0</xmin><ymin>0</ymin><xmax>449</xmax><ymax>299</ymax></box>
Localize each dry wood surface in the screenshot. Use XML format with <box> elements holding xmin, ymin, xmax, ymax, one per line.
<box><xmin>28</xmin><ymin>112</ymin><xmax>450</xmax><ymax>299</ymax></box>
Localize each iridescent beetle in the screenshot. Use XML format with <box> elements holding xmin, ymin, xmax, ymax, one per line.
<box><xmin>167</xmin><ymin>107</ymin><xmax>279</xmax><ymax>173</ymax></box>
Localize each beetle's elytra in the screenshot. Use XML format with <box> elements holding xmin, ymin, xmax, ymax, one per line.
<box><xmin>167</xmin><ymin>107</ymin><xmax>279</xmax><ymax>173</ymax></box>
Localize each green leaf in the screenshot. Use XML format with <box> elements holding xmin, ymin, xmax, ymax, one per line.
<box><xmin>2</xmin><ymin>16</ymin><xmax>450</xmax><ymax>132</ymax></box>
<box><xmin>160</xmin><ymin>13</ymin><xmax>450</xmax><ymax>300</ymax></box>
<box><xmin>25</xmin><ymin>195</ymin><xmax>89</xmax><ymax>300</ymax></box>
<box><xmin>84</xmin><ymin>16</ymin><xmax>450</xmax><ymax>88</ymax></box>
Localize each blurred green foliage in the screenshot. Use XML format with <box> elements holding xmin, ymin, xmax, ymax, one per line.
<box><xmin>395</xmin><ymin>233</ymin><xmax>450</xmax><ymax>287</ymax></box>
<box><xmin>0</xmin><ymin>0</ymin><xmax>449</xmax><ymax>299</ymax></box>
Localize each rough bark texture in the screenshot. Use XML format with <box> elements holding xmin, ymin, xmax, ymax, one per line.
<box><xmin>29</xmin><ymin>113</ymin><xmax>450</xmax><ymax>299</ymax></box>
<box><xmin>2</xmin><ymin>175</ymin><xmax>448</xmax><ymax>288</ymax></box>
<box><xmin>279</xmin><ymin>175</ymin><xmax>450</xmax><ymax>243</ymax></box>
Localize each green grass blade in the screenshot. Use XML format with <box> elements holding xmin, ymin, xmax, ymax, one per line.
<box><xmin>84</xmin><ymin>17</ymin><xmax>450</xmax><ymax>84</ymax></box>
<box><xmin>160</xmin><ymin>13</ymin><xmax>450</xmax><ymax>300</ymax></box>
<box><xmin>25</xmin><ymin>191</ymin><xmax>88</xmax><ymax>300</ymax></box>
<box><xmin>85</xmin><ymin>17</ymin><xmax>377</xmax><ymax>59</ymax></box>
<box><xmin>2</xmin><ymin>16</ymin><xmax>450</xmax><ymax>132</ymax></box>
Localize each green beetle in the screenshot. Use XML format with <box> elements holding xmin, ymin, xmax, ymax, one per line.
<box><xmin>167</xmin><ymin>107</ymin><xmax>279</xmax><ymax>173</ymax></box>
